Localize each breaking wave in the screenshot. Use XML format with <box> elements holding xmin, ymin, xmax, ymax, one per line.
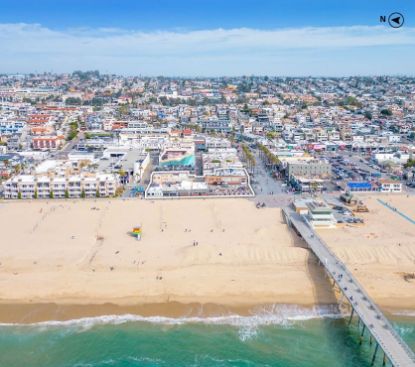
<box><xmin>0</xmin><ymin>304</ymin><xmax>343</xmax><ymax>332</ymax></box>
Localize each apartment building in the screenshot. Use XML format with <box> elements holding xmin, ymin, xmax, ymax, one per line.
<box><xmin>32</xmin><ymin>136</ymin><xmax>64</xmax><ymax>150</ymax></box>
<box><xmin>3</xmin><ymin>173</ymin><xmax>119</xmax><ymax>199</ymax></box>
<box><xmin>0</xmin><ymin>121</ymin><xmax>25</xmax><ymax>135</ymax></box>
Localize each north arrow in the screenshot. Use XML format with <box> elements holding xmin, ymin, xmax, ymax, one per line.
<box><xmin>392</xmin><ymin>16</ymin><xmax>401</xmax><ymax>24</ymax></box>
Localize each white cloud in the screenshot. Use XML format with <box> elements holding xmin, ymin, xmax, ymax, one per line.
<box><xmin>0</xmin><ymin>23</ymin><xmax>414</xmax><ymax>75</ymax></box>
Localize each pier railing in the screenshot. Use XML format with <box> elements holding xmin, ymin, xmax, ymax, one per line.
<box><xmin>283</xmin><ymin>207</ymin><xmax>415</xmax><ymax>367</ymax></box>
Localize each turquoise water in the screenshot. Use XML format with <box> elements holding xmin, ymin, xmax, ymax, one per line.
<box><xmin>0</xmin><ymin>310</ymin><xmax>414</xmax><ymax>367</ymax></box>
<box><xmin>160</xmin><ymin>154</ymin><xmax>195</xmax><ymax>167</ymax></box>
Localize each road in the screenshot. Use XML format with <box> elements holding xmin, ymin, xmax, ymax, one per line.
<box><xmin>54</xmin><ymin>131</ymin><xmax>84</xmax><ymax>159</ymax></box>
<box><xmin>247</xmin><ymin>148</ymin><xmax>294</xmax><ymax>207</ymax></box>
<box><xmin>284</xmin><ymin>207</ymin><xmax>415</xmax><ymax>367</ymax></box>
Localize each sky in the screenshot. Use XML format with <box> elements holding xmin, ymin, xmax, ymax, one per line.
<box><xmin>0</xmin><ymin>0</ymin><xmax>414</xmax><ymax>76</ymax></box>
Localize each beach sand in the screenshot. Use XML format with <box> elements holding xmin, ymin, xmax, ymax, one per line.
<box><xmin>0</xmin><ymin>196</ymin><xmax>414</xmax><ymax>322</ymax></box>
<box><xmin>318</xmin><ymin>194</ymin><xmax>415</xmax><ymax>311</ymax></box>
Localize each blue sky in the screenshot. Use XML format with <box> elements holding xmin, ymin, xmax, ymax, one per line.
<box><xmin>0</xmin><ymin>0</ymin><xmax>414</xmax><ymax>76</ymax></box>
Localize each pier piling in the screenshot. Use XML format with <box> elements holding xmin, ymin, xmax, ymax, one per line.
<box><xmin>371</xmin><ymin>343</ymin><xmax>379</xmax><ymax>366</ymax></box>
<box><xmin>283</xmin><ymin>207</ymin><xmax>415</xmax><ymax>367</ymax></box>
<box><xmin>348</xmin><ymin>308</ymin><xmax>354</xmax><ymax>325</ymax></box>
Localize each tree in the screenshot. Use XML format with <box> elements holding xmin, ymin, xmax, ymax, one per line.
<box><xmin>17</xmin><ymin>191</ymin><xmax>22</xmax><ymax>200</ymax></box>
<box><xmin>339</xmin><ymin>96</ymin><xmax>362</xmax><ymax>108</ymax></box>
<box><xmin>64</xmin><ymin>189</ymin><xmax>69</xmax><ymax>199</ymax></box>
<box><xmin>364</xmin><ymin>111</ymin><xmax>372</xmax><ymax>120</ymax></box>
<box><xmin>241</xmin><ymin>144</ymin><xmax>256</xmax><ymax>173</ymax></box>
<box><xmin>34</xmin><ymin>189</ymin><xmax>38</xmax><ymax>199</ymax></box>
<box><xmin>119</xmin><ymin>104</ymin><xmax>129</xmax><ymax>115</ymax></box>
<box><xmin>91</xmin><ymin>97</ymin><xmax>104</xmax><ymax>106</ymax></box>
<box><xmin>380</xmin><ymin>109</ymin><xmax>392</xmax><ymax>116</ymax></box>
<box><xmin>67</xmin><ymin>120</ymin><xmax>78</xmax><ymax>141</ymax></box>
<box><xmin>404</xmin><ymin>159</ymin><xmax>415</xmax><ymax>169</ymax></box>
<box><xmin>49</xmin><ymin>191</ymin><xmax>54</xmax><ymax>199</ymax></box>
<box><xmin>81</xmin><ymin>189</ymin><xmax>86</xmax><ymax>199</ymax></box>
<box><xmin>266</xmin><ymin>131</ymin><xmax>278</xmax><ymax>140</ymax></box>
<box><xmin>65</xmin><ymin>97</ymin><xmax>82</xmax><ymax>106</ymax></box>
<box><xmin>96</xmin><ymin>189</ymin><xmax>100</xmax><ymax>198</ymax></box>
<box><xmin>115</xmin><ymin>187</ymin><xmax>124</xmax><ymax>197</ymax></box>
<box><xmin>118</xmin><ymin>169</ymin><xmax>126</xmax><ymax>177</ymax></box>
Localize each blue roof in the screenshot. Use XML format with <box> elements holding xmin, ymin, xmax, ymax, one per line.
<box><xmin>347</xmin><ymin>181</ymin><xmax>372</xmax><ymax>189</ymax></box>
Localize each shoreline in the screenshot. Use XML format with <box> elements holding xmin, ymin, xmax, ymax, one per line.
<box><xmin>0</xmin><ymin>301</ymin><xmax>413</xmax><ymax>324</ymax></box>
<box><xmin>0</xmin><ymin>301</ymin><xmax>327</xmax><ymax>324</ymax></box>
<box><xmin>1</xmin><ymin>197</ymin><xmax>415</xmax><ymax>325</ymax></box>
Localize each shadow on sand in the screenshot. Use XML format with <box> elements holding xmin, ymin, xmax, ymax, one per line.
<box><xmin>286</xmin><ymin>216</ymin><xmax>374</xmax><ymax>366</ymax></box>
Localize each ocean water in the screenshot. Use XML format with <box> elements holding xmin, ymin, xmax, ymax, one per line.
<box><xmin>0</xmin><ymin>306</ymin><xmax>414</xmax><ymax>367</ymax></box>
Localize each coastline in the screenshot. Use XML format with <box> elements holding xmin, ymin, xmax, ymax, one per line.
<box><xmin>1</xmin><ymin>196</ymin><xmax>415</xmax><ymax>325</ymax></box>
<box><xmin>0</xmin><ymin>301</ymin><xmax>413</xmax><ymax>325</ymax></box>
<box><xmin>0</xmin><ymin>301</ymin><xmax>341</xmax><ymax>324</ymax></box>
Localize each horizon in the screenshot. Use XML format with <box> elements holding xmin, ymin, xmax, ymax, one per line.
<box><xmin>2</xmin><ymin>72</ymin><xmax>415</xmax><ymax>79</ymax></box>
<box><xmin>0</xmin><ymin>0</ymin><xmax>414</xmax><ymax>76</ymax></box>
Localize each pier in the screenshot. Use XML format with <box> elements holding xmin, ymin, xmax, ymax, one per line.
<box><xmin>283</xmin><ymin>206</ymin><xmax>415</xmax><ymax>367</ymax></box>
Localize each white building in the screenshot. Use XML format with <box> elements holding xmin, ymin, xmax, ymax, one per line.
<box><xmin>379</xmin><ymin>180</ymin><xmax>402</xmax><ymax>193</ymax></box>
<box><xmin>3</xmin><ymin>173</ymin><xmax>119</xmax><ymax>199</ymax></box>
<box><xmin>305</xmin><ymin>201</ymin><xmax>337</xmax><ymax>229</ymax></box>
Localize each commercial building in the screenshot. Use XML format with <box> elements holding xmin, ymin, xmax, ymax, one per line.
<box><xmin>379</xmin><ymin>180</ymin><xmax>402</xmax><ymax>193</ymax></box>
<box><xmin>286</xmin><ymin>160</ymin><xmax>331</xmax><ymax>179</ymax></box>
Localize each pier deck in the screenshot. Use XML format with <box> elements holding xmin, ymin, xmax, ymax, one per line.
<box><xmin>283</xmin><ymin>207</ymin><xmax>415</xmax><ymax>367</ymax></box>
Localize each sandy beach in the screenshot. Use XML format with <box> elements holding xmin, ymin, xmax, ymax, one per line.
<box><xmin>318</xmin><ymin>194</ymin><xmax>415</xmax><ymax>311</ymax></box>
<box><xmin>0</xmin><ymin>196</ymin><xmax>414</xmax><ymax>322</ymax></box>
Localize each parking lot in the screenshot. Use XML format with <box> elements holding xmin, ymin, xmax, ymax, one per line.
<box><xmin>323</xmin><ymin>152</ymin><xmax>392</xmax><ymax>191</ymax></box>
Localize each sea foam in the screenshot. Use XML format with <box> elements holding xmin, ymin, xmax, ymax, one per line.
<box><xmin>0</xmin><ymin>304</ymin><xmax>343</xmax><ymax>331</ymax></box>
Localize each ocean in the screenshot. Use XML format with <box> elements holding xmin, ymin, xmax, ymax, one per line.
<box><xmin>0</xmin><ymin>306</ymin><xmax>414</xmax><ymax>367</ymax></box>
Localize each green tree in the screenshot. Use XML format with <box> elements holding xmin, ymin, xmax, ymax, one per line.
<box><xmin>96</xmin><ymin>189</ymin><xmax>100</xmax><ymax>198</ymax></box>
<box><xmin>119</xmin><ymin>104</ymin><xmax>129</xmax><ymax>115</ymax></box>
<box><xmin>17</xmin><ymin>191</ymin><xmax>22</xmax><ymax>200</ymax></box>
<box><xmin>118</xmin><ymin>169</ymin><xmax>126</xmax><ymax>177</ymax></box>
<box><xmin>404</xmin><ymin>159</ymin><xmax>415</xmax><ymax>169</ymax></box>
<box><xmin>65</xmin><ymin>189</ymin><xmax>69</xmax><ymax>199</ymax></box>
<box><xmin>81</xmin><ymin>189</ymin><xmax>86</xmax><ymax>199</ymax></box>
<box><xmin>65</xmin><ymin>97</ymin><xmax>82</xmax><ymax>106</ymax></box>
<box><xmin>380</xmin><ymin>109</ymin><xmax>392</xmax><ymax>116</ymax></box>
<box><xmin>364</xmin><ymin>111</ymin><xmax>372</xmax><ymax>120</ymax></box>
<box><xmin>34</xmin><ymin>189</ymin><xmax>38</xmax><ymax>199</ymax></box>
<box><xmin>49</xmin><ymin>191</ymin><xmax>54</xmax><ymax>199</ymax></box>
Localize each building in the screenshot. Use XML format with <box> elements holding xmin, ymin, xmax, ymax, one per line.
<box><xmin>200</xmin><ymin>118</ymin><xmax>231</xmax><ymax>133</ymax></box>
<box><xmin>379</xmin><ymin>180</ymin><xmax>402</xmax><ymax>193</ymax></box>
<box><xmin>32</xmin><ymin>136</ymin><xmax>64</xmax><ymax>150</ymax></box>
<box><xmin>2</xmin><ymin>173</ymin><xmax>119</xmax><ymax>199</ymax></box>
<box><xmin>0</xmin><ymin>121</ymin><xmax>25</xmax><ymax>135</ymax></box>
<box><xmin>145</xmin><ymin>171</ymin><xmax>209</xmax><ymax>197</ymax></box>
<box><xmin>286</xmin><ymin>160</ymin><xmax>331</xmax><ymax>179</ymax></box>
<box><xmin>346</xmin><ymin>181</ymin><xmax>374</xmax><ymax>192</ymax></box>
<box><xmin>305</xmin><ymin>201</ymin><xmax>337</xmax><ymax>229</ymax></box>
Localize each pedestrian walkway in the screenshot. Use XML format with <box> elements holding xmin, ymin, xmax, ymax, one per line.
<box><xmin>377</xmin><ymin>199</ymin><xmax>415</xmax><ymax>226</ymax></box>
<box><xmin>283</xmin><ymin>206</ymin><xmax>415</xmax><ymax>367</ymax></box>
